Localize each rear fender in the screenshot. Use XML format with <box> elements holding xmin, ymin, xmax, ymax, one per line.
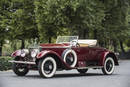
<box><xmin>100</xmin><ymin>52</ymin><xmax>119</xmax><ymax>66</ymax></box>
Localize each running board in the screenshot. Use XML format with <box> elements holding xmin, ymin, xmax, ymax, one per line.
<box><xmin>76</xmin><ymin>66</ymin><xmax>103</xmax><ymax>69</ymax></box>
<box><xmin>9</xmin><ymin>60</ymin><xmax>36</xmax><ymax>65</ymax></box>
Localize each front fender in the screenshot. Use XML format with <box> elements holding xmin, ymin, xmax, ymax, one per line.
<box><xmin>99</xmin><ymin>51</ymin><xmax>119</xmax><ymax>66</ymax></box>
<box><xmin>36</xmin><ymin>50</ymin><xmax>59</xmax><ymax>59</ymax></box>
<box><xmin>11</xmin><ymin>50</ymin><xmax>21</xmax><ymax>57</ymax></box>
<box><xmin>11</xmin><ymin>49</ymin><xmax>29</xmax><ymax>58</ymax></box>
<box><xmin>36</xmin><ymin>50</ymin><xmax>72</xmax><ymax>69</ymax></box>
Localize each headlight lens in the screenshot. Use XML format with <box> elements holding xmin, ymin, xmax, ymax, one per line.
<box><xmin>23</xmin><ymin>49</ymin><xmax>29</xmax><ymax>54</ymax></box>
<box><xmin>31</xmin><ymin>49</ymin><xmax>39</xmax><ymax>58</ymax></box>
<box><xmin>21</xmin><ymin>49</ymin><xmax>29</xmax><ymax>57</ymax></box>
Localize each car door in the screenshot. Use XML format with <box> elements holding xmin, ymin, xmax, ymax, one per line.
<box><xmin>87</xmin><ymin>47</ymin><xmax>100</xmax><ymax>61</ymax></box>
<box><xmin>87</xmin><ymin>47</ymin><xmax>105</xmax><ymax>61</ymax></box>
<box><xmin>72</xmin><ymin>47</ymin><xmax>89</xmax><ymax>61</ymax></box>
<box><xmin>72</xmin><ymin>46</ymin><xmax>89</xmax><ymax>67</ymax></box>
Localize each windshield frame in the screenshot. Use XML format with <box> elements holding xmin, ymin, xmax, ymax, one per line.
<box><xmin>56</xmin><ymin>36</ymin><xmax>79</xmax><ymax>44</ymax></box>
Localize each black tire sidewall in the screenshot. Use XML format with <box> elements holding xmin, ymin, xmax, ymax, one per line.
<box><xmin>77</xmin><ymin>69</ymin><xmax>88</xmax><ymax>74</ymax></box>
<box><xmin>12</xmin><ymin>63</ymin><xmax>29</xmax><ymax>76</ymax></box>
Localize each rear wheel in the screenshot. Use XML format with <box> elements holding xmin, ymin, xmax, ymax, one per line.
<box><xmin>102</xmin><ymin>57</ymin><xmax>115</xmax><ymax>75</ymax></box>
<box><xmin>77</xmin><ymin>69</ymin><xmax>88</xmax><ymax>74</ymax></box>
<box><xmin>38</xmin><ymin>57</ymin><xmax>57</xmax><ymax>78</ymax></box>
<box><xmin>12</xmin><ymin>63</ymin><xmax>29</xmax><ymax>76</ymax></box>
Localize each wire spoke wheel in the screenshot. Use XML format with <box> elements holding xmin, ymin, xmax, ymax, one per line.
<box><xmin>102</xmin><ymin>57</ymin><xmax>115</xmax><ymax>75</ymax></box>
<box><xmin>12</xmin><ymin>63</ymin><xmax>29</xmax><ymax>76</ymax></box>
<box><xmin>43</xmin><ymin>60</ymin><xmax>54</xmax><ymax>74</ymax></box>
<box><xmin>63</xmin><ymin>49</ymin><xmax>77</xmax><ymax>67</ymax></box>
<box><xmin>65</xmin><ymin>53</ymin><xmax>75</xmax><ymax>66</ymax></box>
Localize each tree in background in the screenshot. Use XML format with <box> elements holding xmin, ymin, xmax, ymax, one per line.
<box><xmin>34</xmin><ymin>0</ymin><xmax>70</xmax><ymax>43</ymax></box>
<box><xmin>34</xmin><ymin>0</ymin><xmax>105</xmax><ymax>42</ymax></box>
<box><xmin>0</xmin><ymin>0</ymin><xmax>11</xmax><ymax>56</ymax></box>
<box><xmin>102</xmin><ymin>0</ymin><xmax>130</xmax><ymax>52</ymax></box>
<box><xmin>67</xmin><ymin>0</ymin><xmax>105</xmax><ymax>39</ymax></box>
<box><xmin>125</xmin><ymin>4</ymin><xmax>130</xmax><ymax>50</ymax></box>
<box><xmin>0</xmin><ymin>0</ymin><xmax>129</xmax><ymax>54</ymax></box>
<box><xmin>9</xmin><ymin>0</ymin><xmax>38</xmax><ymax>49</ymax></box>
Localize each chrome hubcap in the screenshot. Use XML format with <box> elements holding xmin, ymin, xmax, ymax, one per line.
<box><xmin>43</xmin><ymin>60</ymin><xmax>54</xmax><ymax>74</ymax></box>
<box><xmin>66</xmin><ymin>53</ymin><xmax>75</xmax><ymax>66</ymax></box>
<box><xmin>106</xmin><ymin>60</ymin><xmax>113</xmax><ymax>72</ymax></box>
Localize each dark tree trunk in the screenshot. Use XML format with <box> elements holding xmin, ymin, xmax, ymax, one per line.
<box><xmin>0</xmin><ymin>42</ymin><xmax>3</xmax><ymax>56</ymax></box>
<box><xmin>21</xmin><ymin>39</ymin><xmax>25</xmax><ymax>49</ymax></box>
<box><xmin>82</xmin><ymin>29</ymin><xmax>89</xmax><ymax>39</ymax></box>
<box><xmin>94</xmin><ymin>29</ymin><xmax>97</xmax><ymax>39</ymax></box>
<box><xmin>83</xmin><ymin>29</ymin><xmax>86</xmax><ymax>39</ymax></box>
<box><xmin>113</xmin><ymin>41</ymin><xmax>118</xmax><ymax>52</ymax></box>
<box><xmin>99</xmin><ymin>41</ymin><xmax>104</xmax><ymax>47</ymax></box>
<box><xmin>78</xmin><ymin>29</ymin><xmax>82</xmax><ymax>39</ymax></box>
<box><xmin>119</xmin><ymin>41</ymin><xmax>125</xmax><ymax>53</ymax></box>
<box><xmin>48</xmin><ymin>37</ymin><xmax>52</xmax><ymax>43</ymax></box>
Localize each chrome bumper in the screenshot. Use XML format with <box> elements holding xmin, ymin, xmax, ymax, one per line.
<box><xmin>9</xmin><ymin>60</ymin><xmax>36</xmax><ymax>65</ymax></box>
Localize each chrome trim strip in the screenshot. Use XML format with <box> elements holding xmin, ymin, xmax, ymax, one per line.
<box><xmin>9</xmin><ymin>60</ymin><xmax>35</xmax><ymax>65</ymax></box>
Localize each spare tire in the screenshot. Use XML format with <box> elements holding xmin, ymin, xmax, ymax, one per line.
<box><xmin>62</xmin><ymin>49</ymin><xmax>77</xmax><ymax>67</ymax></box>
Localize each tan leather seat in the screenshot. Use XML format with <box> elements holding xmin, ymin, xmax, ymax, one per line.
<box><xmin>78</xmin><ymin>39</ymin><xmax>97</xmax><ymax>47</ymax></box>
<box><xmin>79</xmin><ymin>44</ymin><xmax>89</xmax><ymax>47</ymax></box>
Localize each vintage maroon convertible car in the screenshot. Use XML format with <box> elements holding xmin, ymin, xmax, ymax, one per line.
<box><xmin>10</xmin><ymin>36</ymin><xmax>119</xmax><ymax>78</ymax></box>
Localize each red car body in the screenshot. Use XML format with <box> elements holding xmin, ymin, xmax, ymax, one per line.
<box><xmin>10</xmin><ymin>36</ymin><xmax>119</xmax><ymax>78</ymax></box>
<box><xmin>37</xmin><ymin>43</ymin><xmax>118</xmax><ymax>69</ymax></box>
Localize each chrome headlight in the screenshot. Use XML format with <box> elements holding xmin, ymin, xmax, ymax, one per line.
<box><xmin>31</xmin><ymin>49</ymin><xmax>39</xmax><ymax>58</ymax></box>
<box><xmin>21</xmin><ymin>49</ymin><xmax>29</xmax><ymax>57</ymax></box>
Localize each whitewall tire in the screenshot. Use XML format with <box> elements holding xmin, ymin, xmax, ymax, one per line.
<box><xmin>62</xmin><ymin>49</ymin><xmax>77</xmax><ymax>67</ymax></box>
<box><xmin>102</xmin><ymin>57</ymin><xmax>115</xmax><ymax>75</ymax></box>
<box><xmin>38</xmin><ymin>57</ymin><xmax>57</xmax><ymax>78</ymax></box>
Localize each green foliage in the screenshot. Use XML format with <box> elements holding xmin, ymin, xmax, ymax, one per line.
<box><xmin>9</xmin><ymin>0</ymin><xmax>38</xmax><ymax>40</ymax></box>
<box><xmin>100</xmin><ymin>0</ymin><xmax>130</xmax><ymax>51</ymax></box>
<box><xmin>0</xmin><ymin>56</ymin><xmax>13</xmax><ymax>71</ymax></box>
<box><xmin>0</xmin><ymin>0</ymin><xmax>9</xmax><ymax>42</ymax></box>
<box><xmin>103</xmin><ymin>0</ymin><xmax>129</xmax><ymax>39</ymax></box>
<box><xmin>0</xmin><ymin>0</ymin><xmax>129</xmax><ymax>53</ymax></box>
<box><xmin>34</xmin><ymin>0</ymin><xmax>105</xmax><ymax>41</ymax></box>
<box><xmin>34</xmin><ymin>0</ymin><xmax>71</xmax><ymax>42</ymax></box>
<box><xmin>0</xmin><ymin>0</ymin><xmax>11</xmax><ymax>55</ymax></box>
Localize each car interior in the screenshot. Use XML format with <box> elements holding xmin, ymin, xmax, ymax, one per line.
<box><xmin>77</xmin><ymin>40</ymin><xmax>97</xmax><ymax>47</ymax></box>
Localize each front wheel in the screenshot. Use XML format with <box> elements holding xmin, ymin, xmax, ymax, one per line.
<box><xmin>38</xmin><ymin>57</ymin><xmax>57</xmax><ymax>78</ymax></box>
<box><xmin>12</xmin><ymin>63</ymin><xmax>29</xmax><ymax>76</ymax></box>
<box><xmin>102</xmin><ymin>57</ymin><xmax>115</xmax><ymax>75</ymax></box>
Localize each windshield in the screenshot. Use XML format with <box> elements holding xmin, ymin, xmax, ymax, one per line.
<box><xmin>56</xmin><ymin>36</ymin><xmax>78</xmax><ymax>44</ymax></box>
